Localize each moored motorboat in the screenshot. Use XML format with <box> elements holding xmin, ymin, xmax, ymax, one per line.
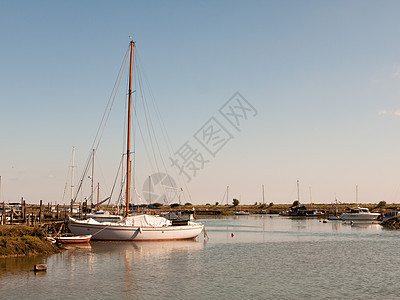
<box><xmin>55</xmin><ymin>235</ymin><xmax>92</xmax><ymax>244</ymax></box>
<box><xmin>340</xmin><ymin>207</ymin><xmax>380</xmax><ymax>221</ymax></box>
<box><xmin>306</xmin><ymin>209</ymin><xmax>324</xmax><ymax>218</ymax></box>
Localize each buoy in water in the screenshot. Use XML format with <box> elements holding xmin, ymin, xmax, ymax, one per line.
<box><xmin>231</xmin><ymin>233</ymin><xmax>234</xmax><ymax>238</ymax></box>
<box><xmin>34</xmin><ymin>264</ymin><xmax>47</xmax><ymax>272</ymax></box>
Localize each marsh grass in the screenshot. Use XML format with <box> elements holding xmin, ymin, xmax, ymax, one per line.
<box><xmin>0</xmin><ymin>225</ymin><xmax>61</xmax><ymax>257</ymax></box>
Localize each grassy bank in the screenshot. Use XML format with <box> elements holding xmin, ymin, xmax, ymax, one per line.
<box><xmin>0</xmin><ymin>225</ymin><xmax>61</xmax><ymax>257</ymax></box>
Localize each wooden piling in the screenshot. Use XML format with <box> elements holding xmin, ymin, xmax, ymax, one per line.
<box><xmin>39</xmin><ymin>200</ymin><xmax>43</xmax><ymax>223</ymax></box>
<box><xmin>1</xmin><ymin>202</ymin><xmax>4</xmax><ymax>225</ymax></box>
<box><xmin>83</xmin><ymin>200</ymin><xmax>87</xmax><ymax>219</ymax></box>
<box><xmin>56</xmin><ymin>204</ymin><xmax>59</xmax><ymax>220</ymax></box>
<box><xmin>22</xmin><ymin>199</ymin><xmax>26</xmax><ymax>224</ymax></box>
<box><xmin>79</xmin><ymin>202</ymin><xmax>82</xmax><ymax>219</ymax></box>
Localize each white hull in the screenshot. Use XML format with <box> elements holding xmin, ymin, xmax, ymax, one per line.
<box><xmin>341</xmin><ymin>213</ymin><xmax>379</xmax><ymax>221</ymax></box>
<box><xmin>68</xmin><ymin>218</ymin><xmax>204</xmax><ymax>241</ymax></box>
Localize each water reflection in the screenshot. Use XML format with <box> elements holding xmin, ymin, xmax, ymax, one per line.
<box><xmin>90</xmin><ymin>240</ymin><xmax>203</xmax><ymax>258</ymax></box>
<box><xmin>2</xmin><ymin>217</ymin><xmax>400</xmax><ymax>299</ymax></box>
<box><xmin>0</xmin><ymin>255</ymin><xmax>46</xmax><ymax>274</ymax></box>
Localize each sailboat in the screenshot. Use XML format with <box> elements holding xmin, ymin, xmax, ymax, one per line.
<box><xmin>69</xmin><ymin>39</ymin><xmax>204</xmax><ymax>241</ymax></box>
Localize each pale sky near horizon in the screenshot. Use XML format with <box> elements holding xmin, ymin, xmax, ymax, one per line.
<box><xmin>2</xmin><ymin>0</ymin><xmax>400</xmax><ymax>205</ymax></box>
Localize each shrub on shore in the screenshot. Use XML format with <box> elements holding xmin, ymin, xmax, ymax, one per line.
<box><xmin>0</xmin><ymin>225</ymin><xmax>61</xmax><ymax>257</ymax></box>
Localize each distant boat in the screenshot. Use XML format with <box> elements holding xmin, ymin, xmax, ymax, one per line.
<box><xmin>235</xmin><ymin>211</ymin><xmax>250</xmax><ymax>215</ymax></box>
<box><xmin>341</xmin><ymin>207</ymin><xmax>380</xmax><ymax>221</ymax></box>
<box><xmin>55</xmin><ymin>235</ymin><xmax>92</xmax><ymax>244</ymax></box>
<box><xmin>305</xmin><ymin>209</ymin><xmax>324</xmax><ymax>218</ymax></box>
<box><xmin>328</xmin><ymin>197</ymin><xmax>342</xmax><ymax>220</ymax></box>
<box><xmin>380</xmin><ymin>211</ymin><xmax>400</xmax><ymax>222</ymax></box>
<box><xmin>340</xmin><ymin>186</ymin><xmax>380</xmax><ymax>221</ymax></box>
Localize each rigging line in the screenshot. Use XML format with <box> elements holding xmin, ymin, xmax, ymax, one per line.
<box><xmin>134</xmin><ymin>51</ymin><xmax>193</xmax><ymax>203</ymax></box>
<box><xmin>134</xmin><ymin>54</ymin><xmax>173</xmax><ymax>202</ymax></box>
<box><xmin>108</xmin><ymin>154</ymin><xmax>124</xmax><ymax>206</ymax></box>
<box><xmin>61</xmin><ymin>162</ymin><xmax>71</xmax><ymax>205</ymax></box>
<box><xmin>73</xmin><ymin>151</ymin><xmax>93</xmax><ymax>203</ymax></box>
<box><xmin>135</xmin><ymin>61</ymin><xmax>174</xmax><ymax>190</ymax></box>
<box><xmin>132</xmin><ymin>96</ymin><xmax>157</xmax><ymax>173</ymax></box>
<box><xmin>221</xmin><ymin>188</ymin><xmax>227</xmax><ymax>204</ymax></box>
<box><xmin>135</xmin><ymin>67</ymin><xmax>169</xmax><ymax>202</ymax></box>
<box><xmin>73</xmin><ymin>46</ymin><xmax>130</xmax><ymax>204</ymax></box>
<box><xmin>116</xmin><ymin>170</ymin><xmax>127</xmax><ymax>208</ymax></box>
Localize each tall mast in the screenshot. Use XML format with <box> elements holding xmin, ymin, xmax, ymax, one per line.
<box><xmin>126</xmin><ymin>40</ymin><xmax>134</xmax><ymax>217</ymax></box>
<box><xmin>91</xmin><ymin>149</ymin><xmax>95</xmax><ymax>206</ymax></box>
<box><xmin>71</xmin><ymin>147</ymin><xmax>75</xmax><ymax>204</ymax></box>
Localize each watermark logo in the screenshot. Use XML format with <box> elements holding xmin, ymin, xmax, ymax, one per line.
<box><xmin>219</xmin><ymin>92</ymin><xmax>258</xmax><ymax>131</ymax></box>
<box><xmin>142</xmin><ymin>172</ymin><xmax>178</xmax><ymax>204</ymax></box>
<box><xmin>194</xmin><ymin>117</ymin><xmax>233</xmax><ymax>157</ymax></box>
<box><xmin>169</xmin><ymin>92</ymin><xmax>257</xmax><ymax>182</ymax></box>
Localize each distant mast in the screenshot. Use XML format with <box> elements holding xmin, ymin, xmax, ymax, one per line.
<box><xmin>71</xmin><ymin>147</ymin><xmax>75</xmax><ymax>204</ymax></box>
<box><xmin>126</xmin><ymin>39</ymin><xmax>135</xmax><ymax>217</ymax></box>
<box><xmin>297</xmin><ymin>180</ymin><xmax>300</xmax><ymax>203</ymax></box>
<box><xmin>91</xmin><ymin>149</ymin><xmax>95</xmax><ymax>206</ymax></box>
<box><xmin>227</xmin><ymin>185</ymin><xmax>229</xmax><ymax>205</ymax></box>
<box><xmin>262</xmin><ymin>184</ymin><xmax>265</xmax><ymax>205</ymax></box>
<box><xmin>356</xmin><ymin>185</ymin><xmax>358</xmax><ymax>207</ymax></box>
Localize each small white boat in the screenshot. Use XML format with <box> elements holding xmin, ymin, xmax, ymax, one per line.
<box><xmin>340</xmin><ymin>207</ymin><xmax>380</xmax><ymax>221</ymax></box>
<box><xmin>55</xmin><ymin>235</ymin><xmax>92</xmax><ymax>244</ymax></box>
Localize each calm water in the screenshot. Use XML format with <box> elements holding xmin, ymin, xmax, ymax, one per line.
<box><xmin>1</xmin><ymin>216</ymin><xmax>400</xmax><ymax>299</ymax></box>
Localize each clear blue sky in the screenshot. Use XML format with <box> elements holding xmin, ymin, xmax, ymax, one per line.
<box><xmin>2</xmin><ymin>0</ymin><xmax>400</xmax><ymax>205</ymax></box>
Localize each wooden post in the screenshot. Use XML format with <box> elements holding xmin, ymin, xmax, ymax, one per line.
<box><xmin>56</xmin><ymin>204</ymin><xmax>59</xmax><ymax>220</ymax></box>
<box><xmin>79</xmin><ymin>202</ymin><xmax>82</xmax><ymax>219</ymax></box>
<box><xmin>22</xmin><ymin>199</ymin><xmax>26</xmax><ymax>224</ymax></box>
<box><xmin>39</xmin><ymin>200</ymin><xmax>43</xmax><ymax>223</ymax></box>
<box><xmin>84</xmin><ymin>200</ymin><xmax>87</xmax><ymax>219</ymax></box>
<box><xmin>10</xmin><ymin>207</ymin><xmax>13</xmax><ymax>224</ymax></box>
<box><xmin>70</xmin><ymin>200</ymin><xmax>73</xmax><ymax>215</ymax></box>
<box><xmin>1</xmin><ymin>202</ymin><xmax>4</xmax><ymax>225</ymax></box>
<box><xmin>33</xmin><ymin>213</ymin><xmax>36</xmax><ymax>226</ymax></box>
